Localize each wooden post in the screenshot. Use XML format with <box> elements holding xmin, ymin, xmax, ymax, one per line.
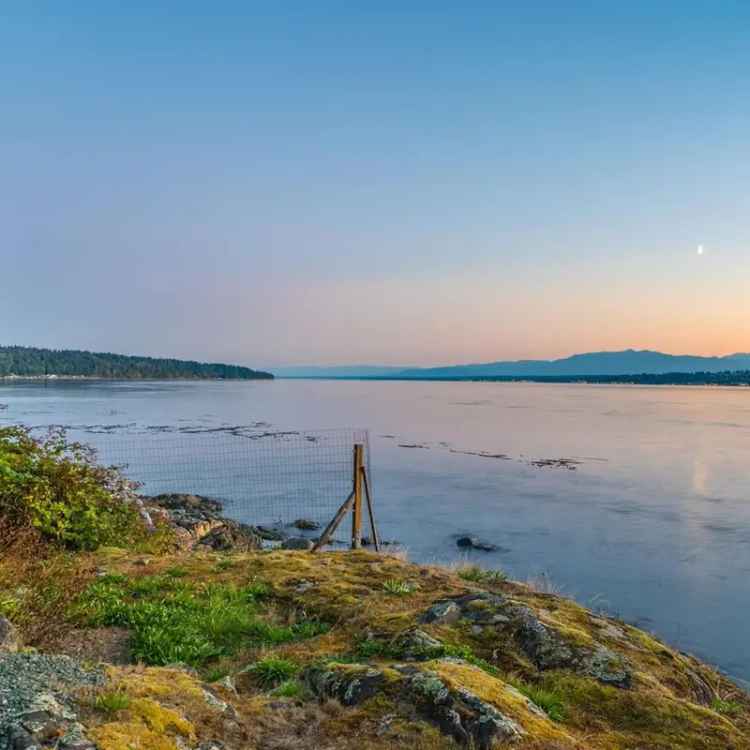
<box><xmin>361</xmin><ymin>464</ymin><xmax>380</xmax><ymax>552</ymax></box>
<box><xmin>351</xmin><ymin>443</ymin><xmax>364</xmax><ymax>549</ymax></box>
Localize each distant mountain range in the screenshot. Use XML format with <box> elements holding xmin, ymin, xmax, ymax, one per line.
<box><xmin>273</xmin><ymin>350</ymin><xmax>750</xmax><ymax>379</ymax></box>
<box><xmin>0</xmin><ymin>346</ymin><xmax>273</xmax><ymax>380</ymax></box>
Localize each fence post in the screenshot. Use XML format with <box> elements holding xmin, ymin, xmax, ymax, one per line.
<box><xmin>351</xmin><ymin>443</ymin><xmax>364</xmax><ymax>549</ymax></box>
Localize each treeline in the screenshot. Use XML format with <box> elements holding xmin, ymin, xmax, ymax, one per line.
<box><xmin>0</xmin><ymin>346</ymin><xmax>273</xmax><ymax>380</ymax></box>
<box><xmin>399</xmin><ymin>371</ymin><xmax>750</xmax><ymax>386</ymax></box>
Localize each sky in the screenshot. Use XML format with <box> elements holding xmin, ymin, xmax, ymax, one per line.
<box><xmin>2</xmin><ymin>1</ymin><xmax>748</xmax><ymax>367</ymax></box>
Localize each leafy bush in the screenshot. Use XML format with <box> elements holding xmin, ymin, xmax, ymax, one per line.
<box><xmin>0</xmin><ymin>426</ymin><xmax>150</xmax><ymax>550</ymax></box>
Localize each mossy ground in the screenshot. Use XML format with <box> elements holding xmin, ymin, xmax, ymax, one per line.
<box><xmin>2</xmin><ymin>541</ymin><xmax>749</xmax><ymax>749</ymax></box>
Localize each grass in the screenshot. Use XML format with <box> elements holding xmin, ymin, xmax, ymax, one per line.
<box><xmin>509</xmin><ymin>678</ymin><xmax>566</xmax><ymax>722</ymax></box>
<box><xmin>456</xmin><ymin>564</ymin><xmax>507</xmax><ymax>585</ymax></box>
<box><xmin>245</xmin><ymin>657</ymin><xmax>299</xmax><ymax>688</ymax></box>
<box><xmin>710</xmin><ymin>697</ymin><xmax>743</xmax><ymax>717</ymax></box>
<box><xmin>71</xmin><ymin>573</ymin><xmax>325</xmax><ymax>667</ymax></box>
<box><xmin>94</xmin><ymin>690</ymin><xmax>132</xmax><ymax>714</ymax></box>
<box><xmin>382</xmin><ymin>579</ymin><xmax>417</xmax><ymax>596</ymax></box>
<box><xmin>271</xmin><ymin>679</ymin><xmax>307</xmax><ymax>699</ymax></box>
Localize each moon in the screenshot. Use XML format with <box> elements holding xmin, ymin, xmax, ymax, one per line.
<box><xmin>697</xmin><ymin>244</ymin><xmax>704</xmax><ymax>255</ymax></box>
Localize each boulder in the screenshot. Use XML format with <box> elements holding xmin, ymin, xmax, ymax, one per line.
<box><xmin>197</xmin><ymin>521</ymin><xmax>262</xmax><ymax>552</ymax></box>
<box><xmin>304</xmin><ymin>663</ymin><xmax>386</xmax><ymax>706</ymax></box>
<box><xmin>419</xmin><ymin>601</ymin><xmax>462</xmax><ymax>626</ymax></box>
<box><xmin>393</xmin><ymin>629</ymin><xmax>444</xmax><ymax>660</ymax></box>
<box><xmin>399</xmin><ymin>666</ymin><xmax>524</xmax><ymax>749</ymax></box>
<box><xmin>290</xmin><ymin>519</ymin><xmax>320</xmax><ymax>531</ymax></box>
<box><xmin>0</xmin><ymin>616</ymin><xmax>20</xmax><ymax>653</ymax></box>
<box><xmin>455</xmin><ymin>536</ymin><xmax>499</xmax><ymax>552</ymax></box>
<box><xmin>281</xmin><ymin>537</ymin><xmax>314</xmax><ymax>551</ymax></box>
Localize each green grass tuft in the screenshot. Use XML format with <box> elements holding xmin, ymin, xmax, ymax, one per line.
<box><xmin>510</xmin><ymin>677</ymin><xmax>566</xmax><ymax>722</ymax></box>
<box><xmin>245</xmin><ymin>657</ymin><xmax>299</xmax><ymax>688</ymax></box>
<box><xmin>457</xmin><ymin>564</ymin><xmax>507</xmax><ymax>585</ymax></box>
<box><xmin>382</xmin><ymin>579</ymin><xmax>417</xmax><ymax>596</ymax></box>
<box><xmin>94</xmin><ymin>690</ymin><xmax>131</xmax><ymax>714</ymax></box>
<box><xmin>271</xmin><ymin>678</ymin><xmax>307</xmax><ymax>699</ymax></box>
<box><xmin>710</xmin><ymin>697</ymin><xmax>743</xmax><ymax>717</ymax></box>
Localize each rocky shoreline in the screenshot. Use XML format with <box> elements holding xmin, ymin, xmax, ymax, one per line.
<box><xmin>1</xmin><ymin>493</ymin><xmax>749</xmax><ymax>749</ymax></box>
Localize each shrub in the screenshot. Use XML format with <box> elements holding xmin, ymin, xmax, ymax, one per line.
<box><xmin>0</xmin><ymin>426</ymin><xmax>149</xmax><ymax>550</ymax></box>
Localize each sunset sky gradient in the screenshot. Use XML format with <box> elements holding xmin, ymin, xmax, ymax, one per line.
<box><xmin>2</xmin><ymin>2</ymin><xmax>748</xmax><ymax>366</ymax></box>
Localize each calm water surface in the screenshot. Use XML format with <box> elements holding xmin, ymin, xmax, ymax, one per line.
<box><xmin>1</xmin><ymin>379</ymin><xmax>749</xmax><ymax>685</ymax></box>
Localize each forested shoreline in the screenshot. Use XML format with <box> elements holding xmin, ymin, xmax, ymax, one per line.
<box><xmin>0</xmin><ymin>346</ymin><xmax>273</xmax><ymax>380</ymax></box>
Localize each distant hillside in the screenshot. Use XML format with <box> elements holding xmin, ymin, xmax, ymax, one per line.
<box><xmin>0</xmin><ymin>346</ymin><xmax>273</xmax><ymax>380</ymax></box>
<box><xmin>396</xmin><ymin>349</ymin><xmax>750</xmax><ymax>378</ymax></box>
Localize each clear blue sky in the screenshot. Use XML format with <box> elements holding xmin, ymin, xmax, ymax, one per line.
<box><xmin>2</xmin><ymin>2</ymin><xmax>748</xmax><ymax>366</ymax></box>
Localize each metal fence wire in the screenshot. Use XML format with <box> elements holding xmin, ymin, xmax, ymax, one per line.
<box><xmin>84</xmin><ymin>426</ymin><xmax>371</xmax><ymax>529</ymax></box>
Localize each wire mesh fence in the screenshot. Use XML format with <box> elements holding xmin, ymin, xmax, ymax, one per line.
<box><xmin>80</xmin><ymin>426</ymin><xmax>371</xmax><ymax>529</ymax></box>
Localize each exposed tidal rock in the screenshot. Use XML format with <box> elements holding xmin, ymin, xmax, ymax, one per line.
<box><xmin>144</xmin><ymin>493</ymin><xmax>262</xmax><ymax>552</ymax></box>
<box><xmin>290</xmin><ymin>518</ymin><xmax>320</xmax><ymax>531</ymax></box>
<box><xmin>456</xmin><ymin>536</ymin><xmax>500</xmax><ymax>552</ymax></box>
<box><xmin>281</xmin><ymin>537</ymin><xmax>314</xmax><ymax>551</ymax></box>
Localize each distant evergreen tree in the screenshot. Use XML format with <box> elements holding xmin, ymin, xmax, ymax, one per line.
<box><xmin>0</xmin><ymin>346</ymin><xmax>273</xmax><ymax>380</ymax></box>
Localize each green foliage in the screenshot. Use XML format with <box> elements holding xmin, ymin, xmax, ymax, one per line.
<box><xmin>0</xmin><ymin>426</ymin><xmax>152</xmax><ymax>550</ymax></box>
<box><xmin>509</xmin><ymin>677</ymin><xmax>566</xmax><ymax>722</ymax></box>
<box><xmin>94</xmin><ymin>690</ymin><xmax>131</xmax><ymax>714</ymax></box>
<box><xmin>0</xmin><ymin>345</ymin><xmax>272</xmax><ymax>380</ymax></box>
<box><xmin>710</xmin><ymin>697</ymin><xmax>743</xmax><ymax>717</ymax></box>
<box><xmin>271</xmin><ymin>679</ymin><xmax>307</xmax><ymax>699</ymax></box>
<box><xmin>245</xmin><ymin>657</ymin><xmax>299</xmax><ymax>688</ymax></box>
<box><xmin>382</xmin><ymin>579</ymin><xmax>417</xmax><ymax>596</ymax></box>
<box><xmin>72</xmin><ymin>574</ymin><xmax>323</xmax><ymax>668</ymax></box>
<box><xmin>457</xmin><ymin>564</ymin><xmax>507</xmax><ymax>585</ymax></box>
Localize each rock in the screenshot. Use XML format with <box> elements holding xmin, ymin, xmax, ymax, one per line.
<box><xmin>455</xmin><ymin>536</ymin><xmax>499</xmax><ymax>552</ymax></box>
<box><xmin>0</xmin><ymin>617</ymin><xmax>20</xmax><ymax>653</ymax></box>
<box><xmin>281</xmin><ymin>537</ymin><xmax>314</xmax><ymax>551</ymax></box>
<box><xmin>582</xmin><ymin>646</ymin><xmax>632</xmax><ymax>689</ymax></box>
<box><xmin>147</xmin><ymin>493</ymin><xmax>223</xmax><ymax>513</ymax></box>
<box><xmin>197</xmin><ymin>521</ymin><xmax>262</xmax><ymax>552</ymax></box>
<box><xmin>394</xmin><ymin>629</ymin><xmax>444</xmax><ymax>660</ymax></box>
<box><xmin>419</xmin><ymin>601</ymin><xmax>462</xmax><ymax>626</ymax></box>
<box><xmin>400</xmin><ymin>666</ymin><xmax>524</xmax><ymax>749</ymax></box>
<box><xmin>514</xmin><ymin>607</ymin><xmax>576</xmax><ymax>670</ymax></box>
<box><xmin>304</xmin><ymin>663</ymin><xmax>386</xmax><ymax>706</ymax></box>
<box><xmin>255</xmin><ymin>526</ymin><xmax>287</xmax><ymax>542</ymax></box>
<box><xmin>290</xmin><ymin>519</ymin><xmax>320</xmax><ymax>531</ymax></box>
